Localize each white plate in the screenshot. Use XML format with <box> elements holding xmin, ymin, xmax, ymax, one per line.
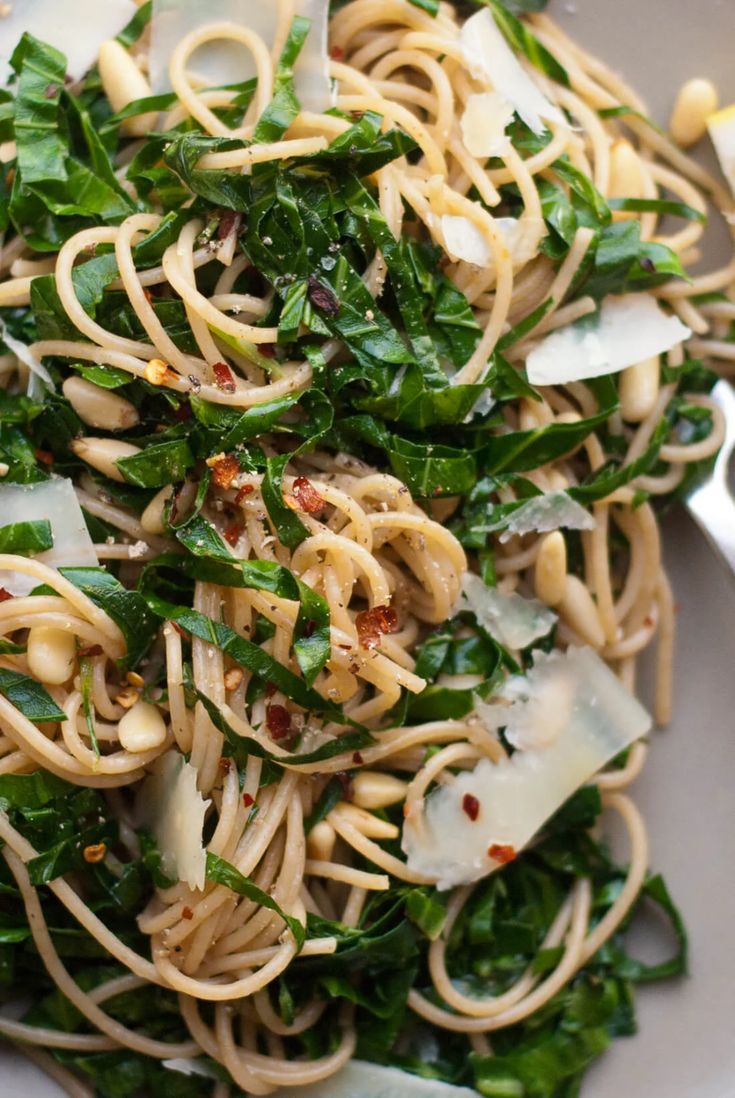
<box><xmin>2</xmin><ymin>1</ymin><xmax>735</xmax><ymax>1095</ymax></box>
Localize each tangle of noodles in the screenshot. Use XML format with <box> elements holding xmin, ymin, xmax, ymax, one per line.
<box><xmin>0</xmin><ymin>1</ymin><xmax>731</xmax><ymax>1095</ymax></box>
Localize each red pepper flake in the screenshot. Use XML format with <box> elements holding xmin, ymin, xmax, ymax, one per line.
<box><xmin>259</xmin><ymin>343</ymin><xmax>276</xmax><ymax>358</ymax></box>
<box><xmin>644</xmin><ymin>615</ymin><xmax>654</xmax><ymax>628</ymax></box>
<box><xmin>265</xmin><ymin>681</ymin><xmax>277</xmax><ymax>698</ymax></box>
<box><xmin>35</xmin><ymin>449</ymin><xmax>54</xmax><ymax>466</ymax></box>
<box><xmin>330</xmin><ymin>45</ymin><xmax>344</xmax><ymax>60</ymax></box>
<box><xmin>219</xmin><ymin>757</ymin><xmax>232</xmax><ymax>773</ymax></box>
<box><xmin>307</xmin><ymin>275</ymin><xmax>340</xmax><ymax>317</ymax></box>
<box><xmin>462</xmin><ymin>793</ymin><xmax>480</xmax><ymax>822</ymax></box>
<box><xmin>0</xmin><ymin>587</ymin><xmax>14</xmax><ymax>603</ymax></box>
<box><xmin>243</xmin><ymin>792</ymin><xmax>254</xmax><ymax>807</ymax></box>
<box><xmin>181</xmin><ymin>905</ymin><xmax>194</xmax><ymax>920</ymax></box>
<box><xmin>302</xmin><ymin>619</ymin><xmax>316</xmax><ymax>638</ymax></box>
<box><xmin>235</xmin><ymin>484</ymin><xmax>255</xmax><ymax>504</ymax></box>
<box><xmin>352</xmin><ymin>751</ymin><xmax>363</xmax><ymax>766</ymax></box>
<box><xmin>217</xmin><ymin>210</ymin><xmax>241</xmax><ymax>240</ymax></box>
<box><xmin>83</xmin><ymin>843</ymin><xmax>107</xmax><ymax>864</ymax></box>
<box><xmin>290</xmin><ymin>476</ymin><xmax>325</xmax><ymax>515</ymax></box>
<box><xmin>223</xmin><ymin>517</ymin><xmax>243</xmax><ymax>546</ymax></box>
<box><xmin>488</xmin><ymin>843</ymin><xmax>517</xmax><ymax>865</ymax></box>
<box><xmin>169</xmin><ymin>620</ymin><xmax>188</xmax><ymax>638</ymax></box>
<box><xmin>207</xmin><ymin>452</ymin><xmax>240</xmax><ymax>490</ymax></box>
<box><xmin>266</xmin><ymin>704</ymin><xmax>291</xmax><ymax>740</ymax></box>
<box><xmin>77</xmin><ymin>644</ymin><xmax>103</xmax><ymax>658</ymax></box>
<box><xmin>355</xmin><ymin>605</ymin><xmax>399</xmax><ymax>650</ymax></box>
<box><xmin>143</xmin><ymin>288</ymin><xmax>154</xmax><ymax>304</ymax></box>
<box><xmin>212</xmin><ymin>361</ymin><xmax>236</xmax><ymax>393</ymax></box>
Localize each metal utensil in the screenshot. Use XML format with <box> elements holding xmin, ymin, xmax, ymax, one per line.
<box><xmin>686</xmin><ymin>379</ymin><xmax>735</xmax><ymax>576</ymax></box>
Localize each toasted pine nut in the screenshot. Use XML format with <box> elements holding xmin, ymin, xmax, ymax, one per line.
<box><xmin>609</xmin><ymin>140</ymin><xmax>644</xmax><ymax>220</ymax></box>
<box><xmin>27</xmin><ymin>627</ymin><xmax>77</xmax><ymax>685</ymax></box>
<box><xmin>619</xmin><ymin>356</ymin><xmax>660</xmax><ymax>422</ymax></box>
<box><xmin>330</xmin><ymin>801</ymin><xmax>400</xmax><ymax>841</ymax></box>
<box><xmin>558</xmin><ymin>575</ymin><xmax>605</xmax><ymax>648</ymax></box>
<box><xmin>223</xmin><ymin>667</ymin><xmax>244</xmax><ymax>691</ymax></box>
<box><xmin>306</xmin><ymin>820</ymin><xmax>336</xmax><ymax>862</ymax></box>
<box><xmin>62</xmin><ymin>377</ymin><xmax>139</xmax><ymax>432</ymax></box>
<box><xmin>352</xmin><ymin>770</ymin><xmax>407</xmax><ymax>810</ymax></box>
<box><xmin>669</xmin><ymin>78</ymin><xmax>719</xmax><ymax>148</ymax></box>
<box><xmin>118</xmin><ymin>699</ymin><xmax>167</xmax><ymax>753</ymax></box>
<box><xmin>534</xmin><ymin>531</ymin><xmax>567</xmax><ymax>608</ymax></box>
<box><xmin>144</xmin><ymin>358</ymin><xmax>173</xmax><ymax>386</ymax></box>
<box><xmin>98</xmin><ymin>40</ymin><xmax>158</xmax><ymax>137</ymax></box>
<box><xmin>141</xmin><ymin>485</ymin><xmax>174</xmax><ymax>535</ymax></box>
<box><xmin>70</xmin><ymin>437</ymin><xmax>141</xmax><ymax>482</ymax></box>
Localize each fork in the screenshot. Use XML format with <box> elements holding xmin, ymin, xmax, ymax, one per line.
<box><xmin>685</xmin><ymin>380</ymin><xmax>735</xmax><ymax>576</ymax></box>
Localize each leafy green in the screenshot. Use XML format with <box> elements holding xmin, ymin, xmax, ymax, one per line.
<box><xmin>261</xmin><ymin>454</ymin><xmax>310</xmax><ymax>549</ymax></box>
<box><xmin>59</xmin><ymin>567</ymin><xmax>159</xmax><ymax>670</ymax></box>
<box><xmin>0</xmin><ymin>519</ymin><xmax>53</xmax><ymax>555</ymax></box>
<box><xmin>253</xmin><ymin>17</ymin><xmax>309</xmax><ymax>143</ymax></box>
<box><xmin>0</xmin><ymin>669</ymin><xmax>67</xmax><ymax>723</ymax></box>
<box><xmin>116</xmin><ymin>439</ymin><xmax>195</xmax><ymax>489</ymax></box>
<box><xmin>486</xmin><ymin>0</ymin><xmax>569</xmax><ymax>87</ymax></box>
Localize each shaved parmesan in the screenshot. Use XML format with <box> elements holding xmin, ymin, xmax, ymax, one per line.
<box><xmin>0</xmin><ymin>318</ymin><xmax>53</xmax><ymax>391</ymax></box>
<box><xmin>707</xmin><ymin>104</ymin><xmax>735</xmax><ymax>196</ymax></box>
<box><xmin>404</xmin><ymin>647</ymin><xmax>651</xmax><ymax>889</ymax></box>
<box><xmin>441</xmin><ymin>214</ymin><xmax>545</xmax><ymax>270</ymax></box>
<box><xmin>527</xmin><ymin>294</ymin><xmax>691</xmax><ymax>386</ymax></box>
<box><xmin>460</xmin><ymin>91</ymin><xmax>514</xmax><ymax>157</ymax></box>
<box><xmin>145</xmin><ymin>752</ymin><xmax>210</xmax><ymax>892</ymax></box>
<box><xmin>0</xmin><ymin>479</ymin><xmax>99</xmax><ymax>596</ymax></box>
<box><xmin>150</xmin><ymin>0</ymin><xmax>332</xmax><ymax>111</ymax></box>
<box><xmin>459</xmin><ymin>9</ymin><xmax>565</xmax><ymax>136</ymax></box>
<box><xmin>277</xmin><ymin>1062</ymin><xmax>480</xmax><ymax>1098</ymax></box>
<box><xmin>499</xmin><ymin>491</ymin><xmax>595</xmax><ymax>543</ymax></box>
<box><xmin>163</xmin><ymin>1059</ymin><xmax>217</xmax><ymax>1080</ymax></box>
<box><xmin>460</xmin><ymin>572</ymin><xmax>556</xmax><ymax>651</ymax></box>
<box><xmin>1</xmin><ymin>0</ymin><xmax>135</xmax><ymax>87</ymax></box>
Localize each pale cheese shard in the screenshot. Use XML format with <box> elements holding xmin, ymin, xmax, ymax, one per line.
<box><xmin>526</xmin><ymin>294</ymin><xmax>691</xmax><ymax>386</ymax></box>
<box><xmin>0</xmin><ymin>318</ymin><xmax>53</xmax><ymax>390</ymax></box>
<box><xmin>707</xmin><ymin>104</ymin><xmax>735</xmax><ymax>196</ymax></box>
<box><xmin>0</xmin><ymin>479</ymin><xmax>99</xmax><ymax>596</ymax></box>
<box><xmin>441</xmin><ymin>213</ymin><xmax>546</xmax><ymax>269</ymax></box>
<box><xmin>499</xmin><ymin>491</ymin><xmax>595</xmax><ymax>543</ymax></box>
<box><xmin>460</xmin><ymin>572</ymin><xmax>556</xmax><ymax>651</ymax></box>
<box><xmin>150</xmin><ymin>0</ymin><xmax>332</xmax><ymax>110</ymax></box>
<box><xmin>276</xmin><ymin>1061</ymin><xmax>481</xmax><ymax>1098</ymax></box>
<box><xmin>0</xmin><ymin>0</ymin><xmax>136</xmax><ymax>87</ymax></box>
<box><xmin>146</xmin><ymin>751</ymin><xmax>210</xmax><ymax>892</ymax></box>
<box><xmin>403</xmin><ymin>647</ymin><xmax>651</xmax><ymax>890</ymax></box>
<box><xmin>459</xmin><ymin>8</ymin><xmax>565</xmax><ymax>136</ymax></box>
<box><xmin>460</xmin><ymin>91</ymin><xmax>514</xmax><ymax>157</ymax></box>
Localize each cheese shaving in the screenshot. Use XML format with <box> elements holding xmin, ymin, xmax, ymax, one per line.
<box><xmin>527</xmin><ymin>294</ymin><xmax>691</xmax><ymax>386</ymax></box>
<box><xmin>403</xmin><ymin>647</ymin><xmax>652</xmax><ymax>889</ymax></box>
<box><xmin>145</xmin><ymin>751</ymin><xmax>210</xmax><ymax>892</ymax></box>
<box><xmin>276</xmin><ymin>1061</ymin><xmax>481</xmax><ymax>1098</ymax></box>
<box><xmin>459</xmin><ymin>8</ymin><xmax>565</xmax><ymax>136</ymax></box>
<box><xmin>460</xmin><ymin>572</ymin><xmax>556</xmax><ymax>651</ymax></box>
<box><xmin>460</xmin><ymin>91</ymin><xmax>514</xmax><ymax>157</ymax></box>
<box><xmin>441</xmin><ymin>213</ymin><xmax>546</xmax><ymax>270</ymax></box>
<box><xmin>500</xmin><ymin>491</ymin><xmax>595</xmax><ymax>543</ymax></box>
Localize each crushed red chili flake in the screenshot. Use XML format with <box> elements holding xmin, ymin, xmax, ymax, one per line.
<box><xmin>83</xmin><ymin>843</ymin><xmax>107</xmax><ymax>864</ymax></box>
<box><xmin>330</xmin><ymin>45</ymin><xmax>344</xmax><ymax>60</ymax></box>
<box><xmin>355</xmin><ymin>605</ymin><xmax>399</xmax><ymax>650</ymax></box>
<box><xmin>209</xmin><ymin>453</ymin><xmax>240</xmax><ymax>490</ymax></box>
<box><xmin>223</xmin><ymin>517</ymin><xmax>243</xmax><ymax>546</ymax></box>
<box><xmin>307</xmin><ymin>275</ymin><xmax>340</xmax><ymax>317</ymax></box>
<box><xmin>235</xmin><ymin>484</ymin><xmax>255</xmax><ymax>504</ymax></box>
<box><xmin>243</xmin><ymin>792</ymin><xmax>255</xmax><ymax>807</ymax></box>
<box><xmin>462</xmin><ymin>793</ymin><xmax>480</xmax><ymax>822</ymax></box>
<box><xmin>219</xmin><ymin>757</ymin><xmax>232</xmax><ymax>773</ymax></box>
<box><xmin>181</xmin><ymin>906</ymin><xmax>194</xmax><ymax>920</ymax></box>
<box><xmin>0</xmin><ymin>588</ymin><xmax>14</xmax><ymax>603</ymax></box>
<box><xmin>266</xmin><ymin>704</ymin><xmax>291</xmax><ymax>740</ymax></box>
<box><xmin>143</xmin><ymin>288</ymin><xmax>154</xmax><ymax>303</ymax></box>
<box><xmin>77</xmin><ymin>644</ymin><xmax>103</xmax><ymax>658</ymax></box>
<box><xmin>644</xmin><ymin>615</ymin><xmax>654</xmax><ymax>628</ymax></box>
<box><xmin>291</xmin><ymin>476</ymin><xmax>325</xmax><ymax>515</ymax></box>
<box><xmin>259</xmin><ymin>343</ymin><xmax>276</xmax><ymax>358</ymax></box>
<box><xmin>352</xmin><ymin>751</ymin><xmax>364</xmax><ymax>766</ymax></box>
<box><xmin>217</xmin><ymin>210</ymin><xmax>241</xmax><ymax>240</ymax></box>
<box><xmin>302</xmin><ymin>619</ymin><xmax>316</xmax><ymax>638</ymax></box>
<box><xmin>265</xmin><ymin>681</ymin><xmax>277</xmax><ymax>698</ymax></box>
<box><xmin>169</xmin><ymin>620</ymin><xmax>188</xmax><ymax>638</ymax></box>
<box><xmin>212</xmin><ymin>361</ymin><xmax>236</xmax><ymax>393</ymax></box>
<box><xmin>488</xmin><ymin>843</ymin><xmax>517</xmax><ymax>865</ymax></box>
<box><xmin>35</xmin><ymin>449</ymin><xmax>54</xmax><ymax>465</ymax></box>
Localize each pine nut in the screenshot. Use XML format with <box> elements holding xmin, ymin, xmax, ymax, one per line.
<box><xmin>330</xmin><ymin>801</ymin><xmax>400</xmax><ymax>840</ymax></box>
<box><xmin>118</xmin><ymin>699</ymin><xmax>167</xmax><ymax>753</ymax></box>
<box><xmin>619</xmin><ymin>356</ymin><xmax>660</xmax><ymax>422</ymax></box>
<box><xmin>27</xmin><ymin>627</ymin><xmax>76</xmax><ymax>685</ymax></box>
<box><xmin>558</xmin><ymin>574</ymin><xmax>605</xmax><ymax>648</ymax></box>
<box><xmin>534</xmin><ymin>531</ymin><xmax>567</xmax><ymax>608</ymax></box>
<box><xmin>98</xmin><ymin>40</ymin><xmax>158</xmax><ymax>138</ymax></box>
<box><xmin>306</xmin><ymin>820</ymin><xmax>336</xmax><ymax>862</ymax></box>
<box><xmin>141</xmin><ymin>485</ymin><xmax>174</xmax><ymax>535</ymax></box>
<box><xmin>352</xmin><ymin>770</ymin><xmax>407</xmax><ymax>810</ymax></box>
<box><xmin>144</xmin><ymin>358</ymin><xmax>174</xmax><ymax>386</ymax></box>
<box><xmin>609</xmin><ymin>140</ymin><xmax>644</xmax><ymax>220</ymax></box>
<box><xmin>669</xmin><ymin>78</ymin><xmax>719</xmax><ymax>148</ymax></box>
<box><xmin>70</xmin><ymin>437</ymin><xmax>141</xmax><ymax>482</ymax></box>
<box><xmin>62</xmin><ymin>377</ymin><xmax>139</xmax><ymax>432</ymax></box>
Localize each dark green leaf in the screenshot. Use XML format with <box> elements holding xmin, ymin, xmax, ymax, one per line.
<box><xmin>59</xmin><ymin>567</ymin><xmax>158</xmax><ymax>670</ymax></box>
<box><xmin>0</xmin><ymin>519</ymin><xmax>52</xmax><ymax>555</ymax></box>
<box><xmin>0</xmin><ymin>669</ymin><xmax>67</xmax><ymax>723</ymax></box>
<box><xmin>206</xmin><ymin>852</ymin><xmax>305</xmax><ymax>948</ymax></box>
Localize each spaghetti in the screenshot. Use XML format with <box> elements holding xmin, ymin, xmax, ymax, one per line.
<box><xmin>0</xmin><ymin>0</ymin><xmax>731</xmax><ymax>1094</ymax></box>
